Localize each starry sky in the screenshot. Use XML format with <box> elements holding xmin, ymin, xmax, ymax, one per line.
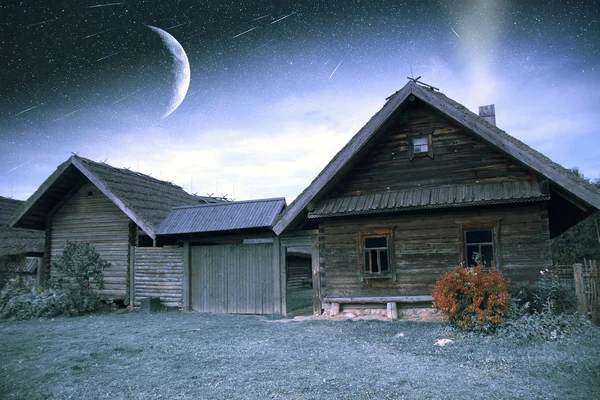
<box><xmin>2</xmin><ymin>0</ymin><xmax>599</xmax><ymax>202</ymax></box>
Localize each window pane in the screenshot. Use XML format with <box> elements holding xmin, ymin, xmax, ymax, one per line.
<box><xmin>466</xmin><ymin>245</ymin><xmax>480</xmax><ymax>267</ymax></box>
<box><xmin>380</xmin><ymin>250</ymin><xmax>389</xmax><ymax>272</ymax></box>
<box><xmin>365</xmin><ymin>237</ymin><xmax>387</xmax><ymax>248</ymax></box>
<box><xmin>364</xmin><ymin>251</ymin><xmax>370</xmax><ymax>272</ymax></box>
<box><xmin>481</xmin><ymin>245</ymin><xmax>494</xmax><ymax>267</ymax></box>
<box><xmin>413</xmin><ymin>138</ymin><xmax>428</xmax><ymax>154</ymax></box>
<box><xmin>370</xmin><ymin>250</ymin><xmax>379</xmax><ymax>272</ymax></box>
<box><xmin>466</xmin><ymin>230</ymin><xmax>492</xmax><ymax>243</ymax></box>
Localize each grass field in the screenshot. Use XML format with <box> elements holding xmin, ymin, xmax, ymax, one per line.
<box><xmin>1</xmin><ymin>310</ymin><xmax>599</xmax><ymax>400</ymax></box>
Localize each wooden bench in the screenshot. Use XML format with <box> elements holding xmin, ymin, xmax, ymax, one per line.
<box><xmin>322</xmin><ymin>296</ymin><xmax>434</xmax><ymax>319</ymax></box>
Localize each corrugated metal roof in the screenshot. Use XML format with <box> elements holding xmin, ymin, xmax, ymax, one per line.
<box><xmin>309</xmin><ymin>181</ymin><xmax>550</xmax><ymax>218</ymax></box>
<box><xmin>157</xmin><ymin>198</ymin><xmax>286</xmax><ymax>234</ymax></box>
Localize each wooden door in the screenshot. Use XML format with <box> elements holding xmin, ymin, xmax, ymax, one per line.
<box><xmin>190</xmin><ymin>243</ymin><xmax>275</xmax><ymax>314</ymax></box>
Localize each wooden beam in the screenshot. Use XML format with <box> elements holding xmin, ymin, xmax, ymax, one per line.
<box><xmin>182</xmin><ymin>241</ymin><xmax>191</xmax><ymax>310</ymax></box>
<box><xmin>387</xmin><ymin>302</ymin><xmax>398</xmax><ymax>319</ymax></box>
<box><xmin>273</xmin><ymin>236</ymin><xmax>283</xmax><ymax>315</ymax></box>
<box><xmin>129</xmin><ymin>246</ymin><xmax>135</xmax><ymax>307</ymax></box>
<box><xmin>322</xmin><ymin>296</ymin><xmax>434</xmax><ymax>303</ymax></box>
<box><xmin>312</xmin><ymin>235</ymin><xmax>322</xmax><ymax>316</ymax></box>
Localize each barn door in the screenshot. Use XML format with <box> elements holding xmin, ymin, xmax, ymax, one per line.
<box><xmin>190</xmin><ymin>243</ymin><xmax>275</xmax><ymax>314</ymax></box>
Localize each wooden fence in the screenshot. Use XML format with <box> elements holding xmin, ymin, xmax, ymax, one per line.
<box><xmin>573</xmin><ymin>259</ymin><xmax>599</xmax><ymax>322</ymax></box>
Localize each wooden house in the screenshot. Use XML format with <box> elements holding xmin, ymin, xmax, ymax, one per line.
<box><xmin>273</xmin><ymin>81</ymin><xmax>600</xmax><ymax>316</ymax></box>
<box><xmin>0</xmin><ymin>196</ymin><xmax>44</xmax><ymax>287</ymax></box>
<box><xmin>8</xmin><ymin>155</ymin><xmax>220</xmax><ymax>304</ymax></box>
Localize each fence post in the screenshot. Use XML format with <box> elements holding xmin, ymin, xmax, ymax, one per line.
<box><xmin>587</xmin><ymin>259</ymin><xmax>598</xmax><ymax>323</ymax></box>
<box><xmin>573</xmin><ymin>263</ymin><xmax>587</xmax><ymax>316</ymax></box>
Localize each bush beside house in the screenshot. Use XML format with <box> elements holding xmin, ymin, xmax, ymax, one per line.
<box><xmin>0</xmin><ymin>242</ymin><xmax>110</xmax><ymax>320</ymax></box>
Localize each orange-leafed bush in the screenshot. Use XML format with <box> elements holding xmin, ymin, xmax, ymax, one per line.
<box><xmin>432</xmin><ymin>266</ymin><xmax>510</xmax><ymax>332</ymax></box>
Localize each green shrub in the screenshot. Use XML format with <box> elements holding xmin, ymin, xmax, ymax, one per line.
<box><xmin>432</xmin><ymin>266</ymin><xmax>510</xmax><ymax>333</ymax></box>
<box><xmin>50</xmin><ymin>241</ymin><xmax>110</xmax><ymax>290</ymax></box>
<box><xmin>0</xmin><ymin>242</ymin><xmax>110</xmax><ymax>320</ymax></box>
<box><xmin>498</xmin><ymin>302</ymin><xmax>588</xmax><ymax>341</ymax></box>
<box><xmin>498</xmin><ymin>268</ymin><xmax>586</xmax><ymax>340</ymax></box>
<box><xmin>509</xmin><ymin>269</ymin><xmax>576</xmax><ymax>315</ymax></box>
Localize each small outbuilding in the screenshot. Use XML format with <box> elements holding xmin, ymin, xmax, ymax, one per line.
<box><xmin>156</xmin><ymin>198</ymin><xmax>287</xmax><ymax>314</ymax></box>
<box><xmin>0</xmin><ymin>196</ymin><xmax>44</xmax><ymax>287</ymax></box>
<box><xmin>8</xmin><ymin>155</ymin><xmax>220</xmax><ymax>304</ymax></box>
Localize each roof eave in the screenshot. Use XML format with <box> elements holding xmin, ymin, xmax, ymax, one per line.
<box><xmin>410</xmin><ymin>84</ymin><xmax>600</xmax><ymax>210</ymax></box>
<box><xmin>8</xmin><ymin>157</ymin><xmax>73</xmax><ymax>229</ymax></box>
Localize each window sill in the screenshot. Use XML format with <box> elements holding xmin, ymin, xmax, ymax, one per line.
<box><xmin>363</xmin><ymin>275</ymin><xmax>393</xmax><ymax>280</ymax></box>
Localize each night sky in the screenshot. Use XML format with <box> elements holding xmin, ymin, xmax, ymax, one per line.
<box><xmin>2</xmin><ymin>0</ymin><xmax>599</xmax><ymax>201</ymax></box>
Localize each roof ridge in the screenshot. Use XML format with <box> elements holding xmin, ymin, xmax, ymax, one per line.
<box><xmin>72</xmin><ymin>155</ymin><xmax>188</xmax><ymax>191</ymax></box>
<box><xmin>171</xmin><ymin>197</ymin><xmax>286</xmax><ymax>210</ymax></box>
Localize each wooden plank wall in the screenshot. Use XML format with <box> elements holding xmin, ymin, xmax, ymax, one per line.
<box><xmin>319</xmin><ymin>203</ymin><xmax>552</xmax><ymax>298</ymax></box>
<box><xmin>327</xmin><ymin>103</ymin><xmax>537</xmax><ymax>198</ymax></box>
<box><xmin>134</xmin><ymin>246</ymin><xmax>184</xmax><ymax>307</ymax></box>
<box><xmin>190</xmin><ymin>243</ymin><xmax>275</xmax><ymax>314</ymax></box>
<box><xmin>50</xmin><ymin>181</ymin><xmax>130</xmax><ymax>299</ymax></box>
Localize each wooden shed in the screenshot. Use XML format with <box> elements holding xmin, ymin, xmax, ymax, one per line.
<box><xmin>0</xmin><ymin>196</ymin><xmax>44</xmax><ymax>287</ymax></box>
<box><xmin>273</xmin><ymin>80</ymin><xmax>600</xmax><ymax>315</ymax></box>
<box><xmin>156</xmin><ymin>198</ymin><xmax>287</xmax><ymax>314</ymax></box>
<box><xmin>8</xmin><ymin>155</ymin><xmax>219</xmax><ymax>304</ymax></box>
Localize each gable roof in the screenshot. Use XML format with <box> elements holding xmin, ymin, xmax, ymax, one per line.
<box><xmin>0</xmin><ymin>196</ymin><xmax>44</xmax><ymax>256</ymax></box>
<box><xmin>273</xmin><ymin>81</ymin><xmax>600</xmax><ymax>235</ymax></box>
<box><xmin>157</xmin><ymin>198</ymin><xmax>286</xmax><ymax>235</ymax></box>
<box><xmin>9</xmin><ymin>155</ymin><xmax>208</xmax><ymax>239</ymax></box>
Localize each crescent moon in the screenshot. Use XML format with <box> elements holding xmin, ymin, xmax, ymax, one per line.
<box><xmin>147</xmin><ymin>26</ymin><xmax>191</xmax><ymax>119</ymax></box>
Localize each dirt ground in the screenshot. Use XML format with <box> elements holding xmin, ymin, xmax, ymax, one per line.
<box><xmin>1</xmin><ymin>309</ymin><xmax>599</xmax><ymax>400</ymax></box>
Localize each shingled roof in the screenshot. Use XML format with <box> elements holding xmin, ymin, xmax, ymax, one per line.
<box><xmin>157</xmin><ymin>198</ymin><xmax>286</xmax><ymax>235</ymax></box>
<box><xmin>9</xmin><ymin>155</ymin><xmax>211</xmax><ymax>239</ymax></box>
<box><xmin>273</xmin><ymin>81</ymin><xmax>600</xmax><ymax>235</ymax></box>
<box><xmin>0</xmin><ymin>196</ymin><xmax>44</xmax><ymax>256</ymax></box>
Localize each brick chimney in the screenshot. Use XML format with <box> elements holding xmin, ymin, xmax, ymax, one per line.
<box><xmin>478</xmin><ymin>104</ymin><xmax>496</xmax><ymax>126</ymax></box>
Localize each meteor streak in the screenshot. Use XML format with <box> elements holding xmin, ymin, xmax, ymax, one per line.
<box><xmin>5</xmin><ymin>158</ymin><xmax>37</xmax><ymax>174</ymax></box>
<box><xmin>329</xmin><ymin>60</ymin><xmax>342</xmax><ymax>79</ymax></box>
<box><xmin>252</xmin><ymin>15</ymin><xmax>270</xmax><ymax>21</ymax></box>
<box><xmin>96</xmin><ymin>51</ymin><xmax>123</xmax><ymax>62</ymax></box>
<box><xmin>50</xmin><ymin>109</ymin><xmax>82</xmax><ymax>124</ymax></box>
<box><xmin>271</xmin><ymin>12</ymin><xmax>296</xmax><ymax>24</ymax></box>
<box><xmin>14</xmin><ymin>103</ymin><xmax>45</xmax><ymax>116</ymax></box>
<box><xmin>112</xmin><ymin>89</ymin><xmax>141</xmax><ymax>105</ymax></box>
<box><xmin>230</xmin><ymin>26</ymin><xmax>258</xmax><ymax>39</ymax></box>
<box><xmin>87</xmin><ymin>2</ymin><xmax>122</xmax><ymax>8</ymax></box>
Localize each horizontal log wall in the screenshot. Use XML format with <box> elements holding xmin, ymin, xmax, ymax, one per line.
<box><xmin>287</xmin><ymin>254</ymin><xmax>312</xmax><ymax>291</ymax></box>
<box><xmin>328</xmin><ymin>102</ymin><xmax>537</xmax><ymax>198</ymax></box>
<box><xmin>50</xmin><ymin>181</ymin><xmax>130</xmax><ymax>299</ymax></box>
<box><xmin>134</xmin><ymin>246</ymin><xmax>184</xmax><ymax>308</ymax></box>
<box><xmin>319</xmin><ymin>203</ymin><xmax>552</xmax><ymax>298</ymax></box>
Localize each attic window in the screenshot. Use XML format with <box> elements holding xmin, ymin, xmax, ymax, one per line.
<box><xmin>409</xmin><ymin>134</ymin><xmax>433</xmax><ymax>161</ymax></box>
<box><xmin>87</xmin><ymin>191</ymin><xmax>93</xmax><ymax>197</ymax></box>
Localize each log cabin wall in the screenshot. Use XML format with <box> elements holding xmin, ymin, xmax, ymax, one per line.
<box><xmin>133</xmin><ymin>246</ymin><xmax>184</xmax><ymax>308</ymax></box>
<box><xmin>318</xmin><ymin>202</ymin><xmax>552</xmax><ymax>299</ymax></box>
<box><xmin>327</xmin><ymin>102</ymin><xmax>537</xmax><ymax>199</ymax></box>
<box><xmin>50</xmin><ymin>181</ymin><xmax>130</xmax><ymax>300</ymax></box>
